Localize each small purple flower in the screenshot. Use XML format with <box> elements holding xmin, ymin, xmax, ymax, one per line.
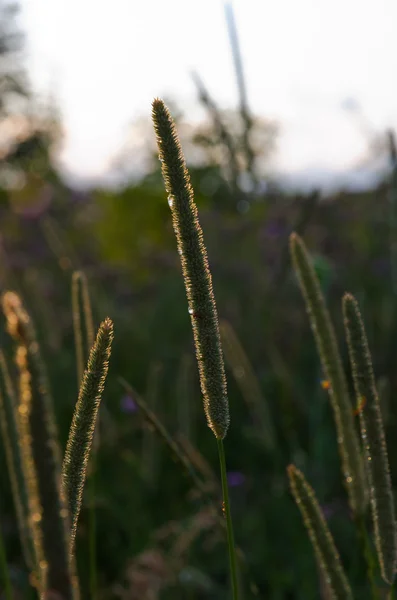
<box><xmin>120</xmin><ymin>394</ymin><xmax>137</xmax><ymax>414</ymax></box>
<box><xmin>264</xmin><ymin>219</ymin><xmax>285</xmax><ymax>238</ymax></box>
<box><xmin>320</xmin><ymin>502</ymin><xmax>337</xmax><ymax>520</ymax></box>
<box><xmin>227</xmin><ymin>471</ymin><xmax>246</xmax><ymax>487</ymax></box>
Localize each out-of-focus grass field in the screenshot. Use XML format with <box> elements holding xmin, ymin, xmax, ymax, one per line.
<box><xmin>2</xmin><ymin>1</ymin><xmax>397</xmax><ymax>597</ymax></box>
<box><xmin>1</xmin><ymin>130</ymin><xmax>396</xmax><ymax>598</ymax></box>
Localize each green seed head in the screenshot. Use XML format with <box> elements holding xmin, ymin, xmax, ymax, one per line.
<box><xmin>152</xmin><ymin>98</ymin><xmax>229</xmax><ymax>439</ymax></box>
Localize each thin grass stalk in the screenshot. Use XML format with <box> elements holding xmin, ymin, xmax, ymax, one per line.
<box><xmin>0</xmin><ymin>350</ymin><xmax>35</xmax><ymax>572</ymax></box>
<box><xmin>274</xmin><ymin>190</ymin><xmax>319</xmax><ymax>291</ymax></box>
<box><xmin>119</xmin><ymin>377</ymin><xmax>258</xmax><ymax>598</ymax></box>
<box><xmin>40</xmin><ymin>216</ymin><xmax>79</xmax><ymax>272</ymax></box>
<box><xmin>217</xmin><ymin>439</ymin><xmax>240</xmax><ymax>599</ymax></box>
<box><xmin>220</xmin><ymin>319</ymin><xmax>275</xmax><ymax>450</ymax></box>
<box><xmin>0</xmin><ymin>519</ymin><xmax>13</xmax><ymax>600</ymax></box>
<box><xmin>22</xmin><ymin>269</ymin><xmax>61</xmax><ymax>352</ymax></box>
<box><xmin>354</xmin><ymin>515</ymin><xmax>379</xmax><ymax>600</ymax></box>
<box><xmin>119</xmin><ymin>378</ymin><xmax>202</xmax><ymax>489</ymax></box>
<box><xmin>190</xmin><ymin>70</ymin><xmax>240</xmax><ymax>192</ymax></box>
<box><xmin>224</xmin><ymin>1</ymin><xmax>256</xmax><ymax>191</ymax></box>
<box><xmin>141</xmin><ymin>362</ymin><xmax>163</xmax><ymax>486</ymax></box>
<box><xmin>152</xmin><ymin>98</ymin><xmax>238</xmax><ymax>599</ymax></box>
<box><xmin>288</xmin><ymin>465</ymin><xmax>353</xmax><ymax>600</ymax></box>
<box><xmin>290</xmin><ymin>233</ymin><xmax>367</xmax><ymax>516</ymax></box>
<box><xmin>2</xmin><ymin>291</ymin><xmax>79</xmax><ymax>599</ymax></box>
<box><xmin>71</xmin><ymin>270</ymin><xmax>97</xmax><ymax>598</ymax></box>
<box><xmin>62</xmin><ymin>318</ymin><xmax>113</xmax><ymax>554</ymax></box>
<box><xmin>176</xmin><ymin>433</ymin><xmax>219</xmax><ymax>492</ymax></box>
<box><xmin>71</xmin><ymin>271</ymin><xmax>95</xmax><ymax>387</ymax></box>
<box><xmin>343</xmin><ymin>293</ymin><xmax>397</xmax><ymax>585</ymax></box>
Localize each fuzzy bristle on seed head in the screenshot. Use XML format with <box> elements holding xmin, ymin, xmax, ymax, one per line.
<box><xmin>287</xmin><ymin>464</ymin><xmax>354</xmax><ymax>599</ymax></box>
<box><xmin>2</xmin><ymin>291</ymin><xmax>29</xmax><ymax>341</ymax></box>
<box><xmin>289</xmin><ymin>232</ymin><xmax>367</xmax><ymax>517</ymax></box>
<box><xmin>343</xmin><ymin>292</ymin><xmax>397</xmax><ymax>584</ymax></box>
<box><xmin>152</xmin><ymin>98</ymin><xmax>229</xmax><ymax>439</ymax></box>
<box><xmin>63</xmin><ymin>317</ymin><xmax>114</xmax><ymax>551</ymax></box>
<box><xmin>2</xmin><ymin>291</ymin><xmax>80</xmax><ymax>598</ymax></box>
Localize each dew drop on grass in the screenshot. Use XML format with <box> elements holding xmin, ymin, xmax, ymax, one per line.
<box><xmin>188</xmin><ymin>307</ymin><xmax>194</xmax><ymax>315</ymax></box>
<box><xmin>168</xmin><ymin>196</ymin><xmax>174</xmax><ymax>208</ymax></box>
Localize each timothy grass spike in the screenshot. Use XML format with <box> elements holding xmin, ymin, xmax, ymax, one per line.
<box><xmin>288</xmin><ymin>465</ymin><xmax>353</xmax><ymax>600</ymax></box>
<box><xmin>72</xmin><ymin>271</ymin><xmax>95</xmax><ymax>387</ymax></box>
<box><xmin>71</xmin><ymin>270</ymin><xmax>97</xmax><ymax>599</ymax></box>
<box><xmin>2</xmin><ymin>291</ymin><xmax>79</xmax><ymax>599</ymax></box>
<box><xmin>152</xmin><ymin>98</ymin><xmax>238</xmax><ymax>600</ymax></box>
<box><xmin>151</xmin><ymin>97</ymin><xmax>229</xmax><ymax>440</ymax></box>
<box><xmin>62</xmin><ymin>317</ymin><xmax>113</xmax><ymax>552</ymax></box>
<box><xmin>343</xmin><ymin>293</ymin><xmax>397</xmax><ymax>584</ymax></box>
<box><xmin>290</xmin><ymin>233</ymin><xmax>367</xmax><ymax>516</ymax></box>
<box><xmin>0</xmin><ymin>350</ymin><xmax>35</xmax><ymax>572</ymax></box>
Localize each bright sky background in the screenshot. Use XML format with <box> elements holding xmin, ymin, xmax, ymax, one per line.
<box><xmin>19</xmin><ymin>0</ymin><xmax>397</xmax><ymax>191</ymax></box>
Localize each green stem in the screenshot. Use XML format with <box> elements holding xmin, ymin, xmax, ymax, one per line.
<box><xmin>355</xmin><ymin>515</ymin><xmax>379</xmax><ymax>600</ymax></box>
<box><xmin>0</xmin><ymin>522</ymin><xmax>13</xmax><ymax>600</ymax></box>
<box><xmin>88</xmin><ymin>470</ymin><xmax>97</xmax><ymax>599</ymax></box>
<box><xmin>217</xmin><ymin>438</ymin><xmax>239</xmax><ymax>600</ymax></box>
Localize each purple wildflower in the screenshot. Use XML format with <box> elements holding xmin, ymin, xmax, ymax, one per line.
<box><xmin>320</xmin><ymin>502</ymin><xmax>338</xmax><ymax>520</ymax></box>
<box><xmin>264</xmin><ymin>219</ymin><xmax>285</xmax><ymax>238</ymax></box>
<box><xmin>120</xmin><ymin>394</ymin><xmax>137</xmax><ymax>414</ymax></box>
<box><xmin>227</xmin><ymin>471</ymin><xmax>246</xmax><ymax>487</ymax></box>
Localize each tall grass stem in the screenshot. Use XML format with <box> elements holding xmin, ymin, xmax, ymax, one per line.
<box><xmin>217</xmin><ymin>438</ymin><xmax>239</xmax><ymax>600</ymax></box>
<box><xmin>0</xmin><ymin>523</ymin><xmax>13</xmax><ymax>600</ymax></box>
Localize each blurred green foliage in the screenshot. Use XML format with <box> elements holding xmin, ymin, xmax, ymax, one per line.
<box><xmin>0</xmin><ymin>141</ymin><xmax>395</xmax><ymax>599</ymax></box>
<box><xmin>1</xmin><ymin>3</ymin><xmax>396</xmax><ymax>597</ymax></box>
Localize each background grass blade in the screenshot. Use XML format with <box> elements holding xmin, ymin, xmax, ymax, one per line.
<box><xmin>141</xmin><ymin>361</ymin><xmax>163</xmax><ymax>486</ymax></box>
<box><xmin>343</xmin><ymin>293</ymin><xmax>397</xmax><ymax>585</ymax></box>
<box><xmin>71</xmin><ymin>270</ymin><xmax>98</xmax><ymax>598</ymax></box>
<box><xmin>220</xmin><ymin>319</ymin><xmax>275</xmax><ymax>451</ymax></box>
<box><xmin>290</xmin><ymin>233</ymin><xmax>367</xmax><ymax>517</ymax></box>
<box><xmin>288</xmin><ymin>465</ymin><xmax>353</xmax><ymax>600</ymax></box>
<box><xmin>0</xmin><ymin>350</ymin><xmax>35</xmax><ymax>572</ymax></box>
<box><xmin>2</xmin><ymin>291</ymin><xmax>80</xmax><ymax>599</ymax></box>
<box><xmin>72</xmin><ymin>270</ymin><xmax>95</xmax><ymax>388</ymax></box>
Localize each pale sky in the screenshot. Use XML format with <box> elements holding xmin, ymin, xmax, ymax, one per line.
<box><xmin>19</xmin><ymin>0</ymin><xmax>397</xmax><ymax>191</ymax></box>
